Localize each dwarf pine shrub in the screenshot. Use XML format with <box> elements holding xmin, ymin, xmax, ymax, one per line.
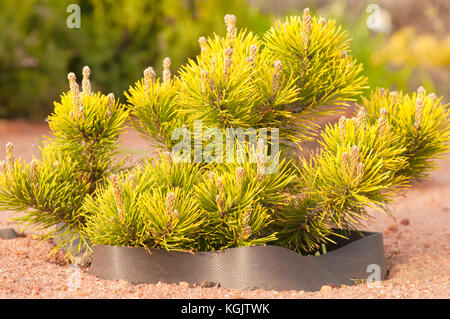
<box><xmin>1</xmin><ymin>9</ymin><xmax>449</xmax><ymax>258</ymax></box>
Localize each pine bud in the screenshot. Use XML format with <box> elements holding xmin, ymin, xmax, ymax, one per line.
<box><xmin>76</xmin><ymin>98</ymin><xmax>82</xmax><ymax>119</ymax></box>
<box><xmin>5</xmin><ymin>142</ymin><xmax>14</xmax><ymax>171</ymax></box>
<box><xmin>224</xmin><ymin>14</ymin><xmax>237</xmax><ymax>45</ymax></box>
<box><xmin>200</xmin><ymin>70</ymin><xmax>207</xmax><ymax>92</ymax></box>
<box><xmin>357</xmin><ymin>162</ymin><xmax>364</xmax><ymax>184</ymax></box>
<box><xmin>6</xmin><ymin>142</ymin><xmax>13</xmax><ymax>158</ymax></box>
<box><xmin>256</xmin><ymin>140</ymin><xmax>265</xmax><ymax>179</ymax></box>
<box><xmin>144</xmin><ymin>67</ymin><xmax>156</xmax><ymax>97</ymax></box>
<box><xmin>224</xmin><ymin>14</ymin><xmax>236</xmax><ymax>28</ymax></box>
<box><xmin>166</xmin><ymin>191</ymin><xmax>175</xmax><ymax>215</ymax></box>
<box><xmin>208</xmin><ymin>171</ymin><xmax>216</xmax><ymax>183</ymax></box>
<box><xmin>163</xmin><ymin>57</ymin><xmax>171</xmax><ymax>86</ymax></box>
<box><xmin>319</xmin><ymin>17</ymin><xmax>327</xmax><ymax>26</ymax></box>
<box><xmin>164</xmin><ymin>151</ymin><xmax>173</xmax><ymax>173</ymax></box>
<box><xmin>117</xmin><ymin>208</ymin><xmax>124</xmax><ymax>223</ymax></box>
<box><xmin>0</xmin><ymin>160</ymin><xmax>7</xmax><ymax>175</ymax></box>
<box><xmin>78</xmin><ymin>106</ymin><xmax>85</xmax><ymax>121</ymax></box>
<box><xmin>243</xmin><ymin>225</ymin><xmax>252</xmax><ymax>240</ymax></box>
<box><xmin>356</xmin><ymin>107</ymin><xmax>367</xmax><ymax>130</ymax></box>
<box><xmin>216</xmin><ymin>177</ymin><xmax>225</xmax><ymax>195</ymax></box>
<box><xmin>428</xmin><ymin>93</ymin><xmax>436</xmax><ymax>102</ymax></box>
<box><xmin>341</xmin><ymin>51</ymin><xmax>347</xmax><ymax>59</ymax></box>
<box><xmin>341</xmin><ymin>152</ymin><xmax>350</xmax><ymax>176</ymax></box>
<box><xmin>110</xmin><ymin>174</ymin><xmax>124</xmax><ymax>222</ymax></box>
<box><xmin>377</xmin><ymin>108</ymin><xmax>388</xmax><ymax>135</ymax></box>
<box><xmin>350</xmin><ymin>145</ymin><xmax>359</xmax><ymax>158</ymax></box>
<box><xmin>107</xmin><ymin>93</ymin><xmax>115</xmax><ymax>107</ymax></box>
<box><xmin>274</xmin><ymin>59</ymin><xmax>283</xmax><ymax>71</ymax></box>
<box><xmin>209</xmin><ymin>76</ymin><xmax>216</xmax><ymax>92</ymax></box>
<box><xmin>302</xmin><ymin>8</ymin><xmax>312</xmax><ymax>52</ymax></box>
<box><xmin>67</xmin><ymin>72</ymin><xmax>76</xmax><ymax>83</ymax></box>
<box><xmin>339</xmin><ymin>116</ymin><xmax>346</xmax><ymax>141</ymax></box>
<box><xmin>272</xmin><ymin>60</ymin><xmax>283</xmax><ymax>95</ymax></box>
<box><xmin>128</xmin><ymin>174</ymin><xmax>136</xmax><ymax>189</ymax></box>
<box><xmin>247</xmin><ymin>44</ymin><xmax>258</xmax><ymax>66</ymax></box>
<box><xmin>414</xmin><ymin>98</ymin><xmax>423</xmax><ymax>129</ymax></box>
<box><xmin>417</xmin><ymin>86</ymin><xmax>425</xmax><ymax>97</ymax></box>
<box><xmin>209</xmin><ymin>59</ymin><xmax>216</xmax><ymax>92</ymax></box>
<box><xmin>172</xmin><ymin>209</ymin><xmax>179</xmax><ymax>220</ymax></box>
<box><xmin>198</xmin><ymin>36</ymin><xmax>207</xmax><ymax>54</ymax></box>
<box><xmin>224</xmin><ymin>47</ymin><xmax>233</xmax><ymax>79</ymax></box>
<box><xmin>236</xmin><ymin>167</ymin><xmax>245</xmax><ymax>188</ymax></box>
<box><xmin>379</xmin><ymin>88</ymin><xmax>386</xmax><ymax>96</ymax></box>
<box><xmin>243</xmin><ymin>206</ymin><xmax>252</xmax><ymax>226</ymax></box>
<box><xmin>380</xmin><ymin>107</ymin><xmax>388</xmax><ymax>119</ymax></box>
<box><xmin>390</xmin><ymin>91</ymin><xmax>398</xmax><ymax>106</ymax></box>
<box><xmin>110</xmin><ymin>173</ymin><xmax>119</xmax><ymax>189</ymax></box>
<box><xmin>68</xmin><ymin>72</ymin><xmax>80</xmax><ymax>109</ymax></box>
<box><xmin>350</xmin><ymin>145</ymin><xmax>359</xmax><ymax>176</ymax></box>
<box><xmin>106</xmin><ymin>93</ymin><xmax>115</xmax><ymax>117</ymax></box>
<box><xmin>82</xmin><ymin>66</ymin><xmax>91</xmax><ymax>96</ymax></box>
<box><xmin>82</xmin><ymin>66</ymin><xmax>90</xmax><ymax>77</ymax></box>
<box><xmin>215</xmin><ymin>194</ymin><xmax>224</xmax><ymax>213</ymax></box>
<box><xmin>163</xmin><ymin>57</ymin><xmax>171</xmax><ymax>71</ymax></box>
<box><xmin>30</xmin><ymin>159</ymin><xmax>38</xmax><ymax>184</ymax></box>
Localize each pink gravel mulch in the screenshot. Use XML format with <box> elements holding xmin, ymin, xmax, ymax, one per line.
<box><xmin>0</xmin><ymin>120</ymin><xmax>449</xmax><ymax>298</ymax></box>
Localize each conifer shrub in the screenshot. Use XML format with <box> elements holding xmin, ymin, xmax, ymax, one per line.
<box><xmin>1</xmin><ymin>9</ymin><xmax>449</xmax><ymax>259</ymax></box>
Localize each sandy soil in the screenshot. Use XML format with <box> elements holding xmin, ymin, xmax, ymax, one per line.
<box><xmin>0</xmin><ymin>119</ymin><xmax>449</xmax><ymax>299</ymax></box>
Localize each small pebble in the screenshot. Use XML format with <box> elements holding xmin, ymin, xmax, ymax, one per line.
<box><xmin>400</xmin><ymin>218</ymin><xmax>410</xmax><ymax>226</ymax></box>
<box><xmin>118</xmin><ymin>279</ymin><xmax>128</xmax><ymax>286</ymax></box>
<box><xmin>200</xmin><ymin>280</ymin><xmax>219</xmax><ymax>288</ymax></box>
<box><xmin>178</xmin><ymin>281</ymin><xmax>190</xmax><ymax>288</ymax></box>
<box><xmin>0</xmin><ymin>228</ymin><xmax>19</xmax><ymax>239</ymax></box>
<box><xmin>388</xmin><ymin>225</ymin><xmax>398</xmax><ymax>232</ymax></box>
<box><xmin>320</xmin><ymin>285</ymin><xmax>332</xmax><ymax>293</ymax></box>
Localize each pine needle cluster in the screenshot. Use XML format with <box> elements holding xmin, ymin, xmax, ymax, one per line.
<box><xmin>360</xmin><ymin>87</ymin><xmax>450</xmax><ymax>180</ymax></box>
<box><xmin>83</xmin><ymin>147</ymin><xmax>294</xmax><ymax>251</ymax></box>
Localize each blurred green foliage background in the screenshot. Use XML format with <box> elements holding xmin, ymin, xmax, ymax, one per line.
<box><xmin>0</xmin><ymin>0</ymin><xmax>271</xmax><ymax>119</ymax></box>
<box><xmin>0</xmin><ymin>0</ymin><xmax>448</xmax><ymax>119</ymax></box>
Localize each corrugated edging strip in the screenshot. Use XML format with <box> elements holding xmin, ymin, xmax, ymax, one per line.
<box><xmin>89</xmin><ymin>230</ymin><xmax>386</xmax><ymax>292</ymax></box>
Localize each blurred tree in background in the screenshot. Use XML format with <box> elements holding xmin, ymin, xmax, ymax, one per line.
<box><xmin>1</xmin><ymin>0</ymin><xmax>448</xmax><ymax>119</ymax></box>
<box><xmin>317</xmin><ymin>1</ymin><xmax>449</xmax><ymax>99</ymax></box>
<box><xmin>0</xmin><ymin>0</ymin><xmax>271</xmax><ymax>119</ymax></box>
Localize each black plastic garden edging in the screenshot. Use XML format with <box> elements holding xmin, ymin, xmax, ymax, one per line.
<box><xmin>89</xmin><ymin>230</ymin><xmax>386</xmax><ymax>292</ymax></box>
